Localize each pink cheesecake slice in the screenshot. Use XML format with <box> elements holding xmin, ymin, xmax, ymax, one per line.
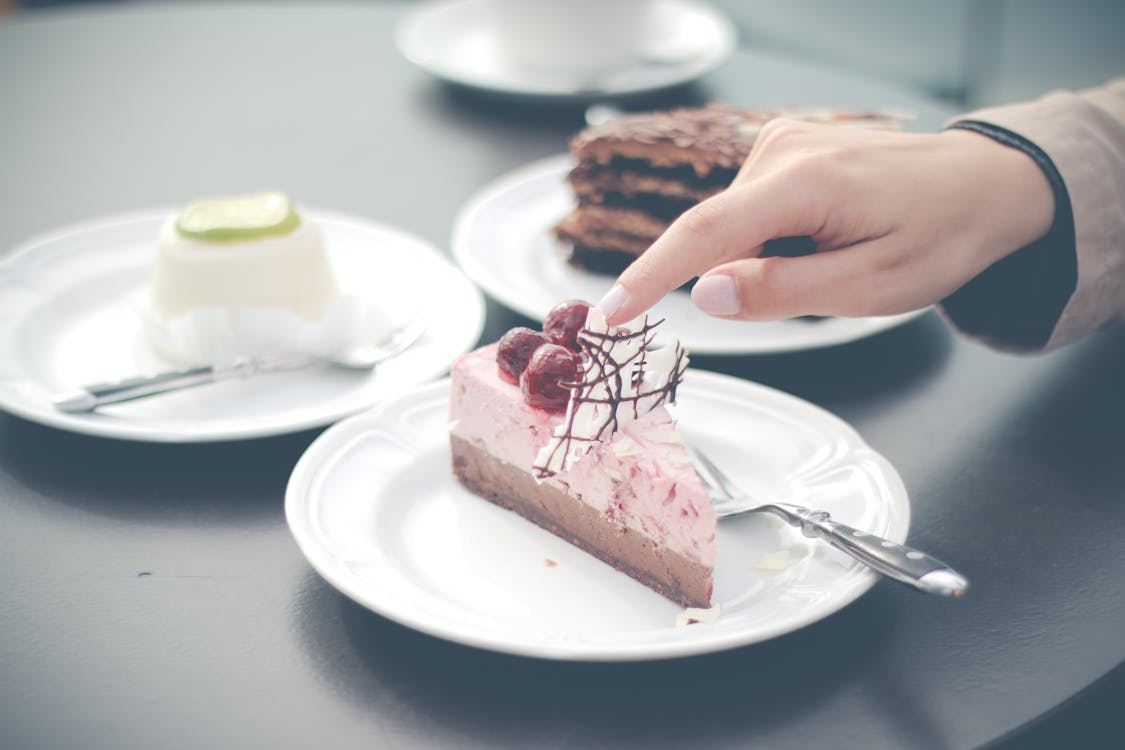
<box><xmin>448</xmin><ymin>311</ymin><xmax>715</xmax><ymax>608</ymax></box>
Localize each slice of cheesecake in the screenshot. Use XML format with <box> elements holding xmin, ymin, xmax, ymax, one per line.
<box><xmin>449</xmin><ymin>306</ymin><xmax>715</xmax><ymax>608</ymax></box>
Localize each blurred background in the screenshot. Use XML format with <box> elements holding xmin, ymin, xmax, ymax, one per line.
<box><xmin>714</xmin><ymin>0</ymin><xmax>1125</xmax><ymax>108</ymax></box>
<box><xmin>3</xmin><ymin>0</ymin><xmax>1123</xmax><ymax>110</ymax></box>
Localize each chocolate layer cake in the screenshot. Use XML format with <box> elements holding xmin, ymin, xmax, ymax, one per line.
<box><xmin>554</xmin><ymin>103</ymin><xmax>911</xmax><ymax>274</ymax></box>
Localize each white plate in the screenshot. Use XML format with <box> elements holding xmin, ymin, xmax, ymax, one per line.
<box><xmin>286</xmin><ymin>371</ymin><xmax>910</xmax><ymax>661</ymax></box>
<box><xmin>394</xmin><ymin>0</ymin><xmax>737</xmax><ymax>99</ymax></box>
<box><xmin>453</xmin><ymin>155</ymin><xmax>927</xmax><ymax>355</ymax></box>
<box><xmin>0</xmin><ymin>211</ymin><xmax>484</xmax><ymax>442</ymax></box>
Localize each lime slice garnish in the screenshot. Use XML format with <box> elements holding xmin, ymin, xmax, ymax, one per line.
<box><xmin>175</xmin><ymin>191</ymin><xmax>301</xmax><ymax>241</ymax></box>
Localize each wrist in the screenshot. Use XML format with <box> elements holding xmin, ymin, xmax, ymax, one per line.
<box><xmin>937</xmin><ymin>121</ymin><xmax>1077</xmax><ymax>351</ymax></box>
<box><xmin>940</xmin><ymin>124</ymin><xmax>1057</xmax><ymax>254</ymax></box>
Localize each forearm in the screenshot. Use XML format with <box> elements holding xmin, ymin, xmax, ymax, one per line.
<box><xmin>940</xmin><ymin>77</ymin><xmax>1125</xmax><ymax>352</ymax></box>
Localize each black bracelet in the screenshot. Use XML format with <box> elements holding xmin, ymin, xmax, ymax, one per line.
<box><xmin>939</xmin><ymin>120</ymin><xmax>1077</xmax><ymax>350</ymax></box>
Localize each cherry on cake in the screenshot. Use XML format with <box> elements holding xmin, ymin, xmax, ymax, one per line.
<box><xmin>449</xmin><ymin>300</ymin><xmax>716</xmax><ymax>608</ymax></box>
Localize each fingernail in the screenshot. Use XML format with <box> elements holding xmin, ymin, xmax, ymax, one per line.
<box><xmin>597</xmin><ymin>284</ymin><xmax>628</xmax><ymax>321</ymax></box>
<box><xmin>692</xmin><ymin>275</ymin><xmax>740</xmax><ymax>315</ymax></box>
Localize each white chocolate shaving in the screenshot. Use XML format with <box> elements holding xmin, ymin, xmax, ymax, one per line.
<box><xmin>675</xmin><ymin>604</ymin><xmax>721</xmax><ymax>627</ymax></box>
<box><xmin>612</xmin><ymin>436</ymin><xmax>642</xmax><ymax>457</ymax></box>
<box><xmin>754</xmin><ymin>549</ymin><xmax>791</xmax><ymax>571</ymax></box>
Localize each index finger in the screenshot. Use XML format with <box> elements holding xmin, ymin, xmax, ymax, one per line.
<box><xmin>597</xmin><ymin>175</ymin><xmax>825</xmax><ymax>324</ymax></box>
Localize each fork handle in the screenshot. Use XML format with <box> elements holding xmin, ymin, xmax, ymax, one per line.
<box><xmin>768</xmin><ymin>503</ymin><xmax>969</xmax><ymax>597</ymax></box>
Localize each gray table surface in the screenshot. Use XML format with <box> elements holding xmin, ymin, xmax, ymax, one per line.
<box><xmin>2</xmin><ymin>3</ymin><xmax>1123</xmax><ymax>749</ymax></box>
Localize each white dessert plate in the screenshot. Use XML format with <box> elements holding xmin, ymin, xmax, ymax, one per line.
<box><xmin>0</xmin><ymin>211</ymin><xmax>485</xmax><ymax>442</ymax></box>
<box><xmin>453</xmin><ymin>154</ymin><xmax>928</xmax><ymax>355</ymax></box>
<box><xmin>286</xmin><ymin>371</ymin><xmax>910</xmax><ymax>661</ymax></box>
<box><xmin>394</xmin><ymin>0</ymin><xmax>737</xmax><ymax>99</ymax></box>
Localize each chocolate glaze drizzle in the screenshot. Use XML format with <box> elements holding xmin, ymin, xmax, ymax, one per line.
<box><xmin>533</xmin><ymin>313</ymin><xmax>688</xmax><ymax>480</ymax></box>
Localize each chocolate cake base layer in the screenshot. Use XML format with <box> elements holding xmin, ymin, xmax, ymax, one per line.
<box><xmin>451</xmin><ymin>435</ymin><xmax>712</xmax><ymax>609</ymax></box>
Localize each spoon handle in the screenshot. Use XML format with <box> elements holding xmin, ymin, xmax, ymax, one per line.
<box><xmin>52</xmin><ymin>363</ymin><xmax>235</xmax><ymax>412</ymax></box>
<box><xmin>52</xmin><ymin>353</ymin><xmax>326</xmax><ymax>412</ymax></box>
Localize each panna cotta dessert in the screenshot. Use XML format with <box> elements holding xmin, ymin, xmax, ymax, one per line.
<box><xmin>139</xmin><ymin>191</ymin><xmax>382</xmax><ymax>366</ymax></box>
<box><xmin>148</xmin><ymin>191</ymin><xmax>337</xmax><ymax>319</ymax></box>
<box><xmin>449</xmin><ymin>300</ymin><xmax>716</xmax><ymax>608</ymax></box>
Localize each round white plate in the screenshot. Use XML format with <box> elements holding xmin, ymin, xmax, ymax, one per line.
<box><xmin>394</xmin><ymin>0</ymin><xmax>737</xmax><ymax>99</ymax></box>
<box><xmin>0</xmin><ymin>211</ymin><xmax>485</xmax><ymax>442</ymax></box>
<box><xmin>286</xmin><ymin>371</ymin><xmax>910</xmax><ymax>661</ymax></box>
<box><xmin>453</xmin><ymin>155</ymin><xmax>927</xmax><ymax>355</ymax></box>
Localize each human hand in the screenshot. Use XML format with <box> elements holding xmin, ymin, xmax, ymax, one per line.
<box><xmin>596</xmin><ymin>119</ymin><xmax>1056</xmax><ymax>325</ymax></box>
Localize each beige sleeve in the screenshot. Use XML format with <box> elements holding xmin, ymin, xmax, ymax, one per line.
<box><xmin>944</xmin><ymin>77</ymin><xmax>1125</xmax><ymax>350</ymax></box>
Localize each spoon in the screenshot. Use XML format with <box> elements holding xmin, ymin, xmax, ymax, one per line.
<box><xmin>51</xmin><ymin>311</ymin><xmax>431</xmax><ymax>414</ymax></box>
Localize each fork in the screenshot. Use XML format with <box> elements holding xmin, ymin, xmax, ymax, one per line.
<box><xmin>51</xmin><ymin>310</ymin><xmax>431</xmax><ymax>413</ymax></box>
<box><xmin>689</xmin><ymin>446</ymin><xmax>969</xmax><ymax>597</ymax></box>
